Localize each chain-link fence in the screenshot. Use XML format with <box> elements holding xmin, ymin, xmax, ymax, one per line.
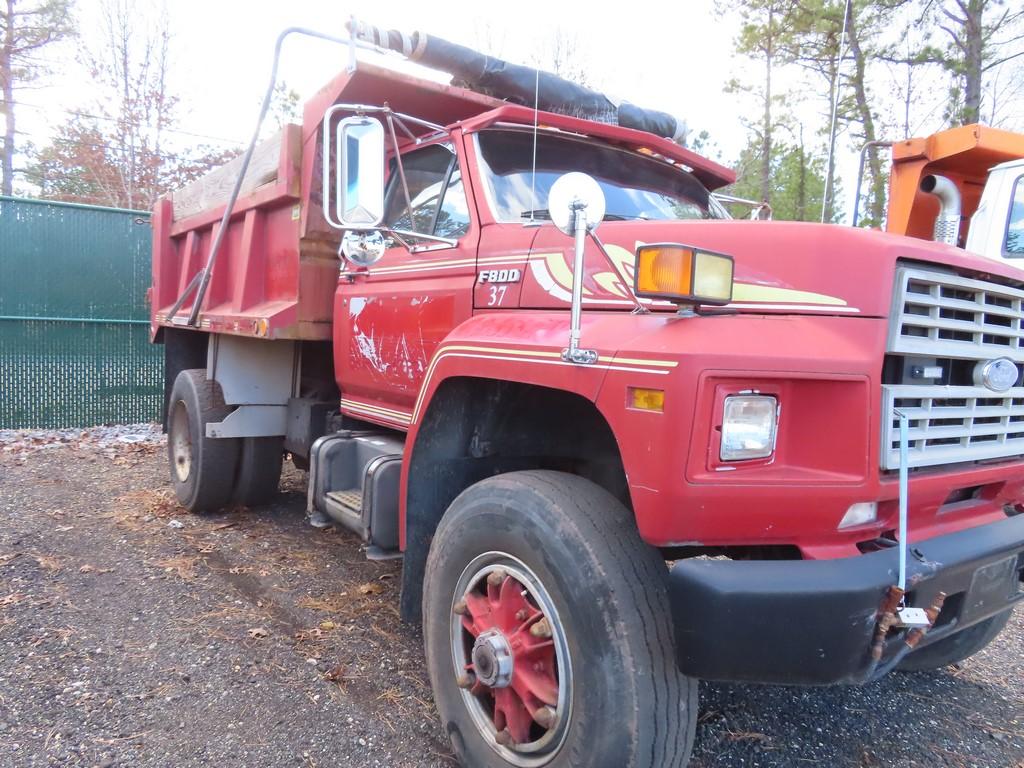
<box><xmin>0</xmin><ymin>196</ymin><xmax>162</xmax><ymax>429</ymax></box>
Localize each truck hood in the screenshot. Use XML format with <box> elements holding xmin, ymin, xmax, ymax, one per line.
<box><xmin>523</xmin><ymin>219</ymin><xmax>1024</xmax><ymax>317</ymax></box>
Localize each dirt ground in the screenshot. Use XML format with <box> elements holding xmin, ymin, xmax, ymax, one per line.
<box><xmin>0</xmin><ymin>432</ymin><xmax>1021</xmax><ymax>768</ymax></box>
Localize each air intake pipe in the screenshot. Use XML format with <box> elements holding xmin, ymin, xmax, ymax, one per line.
<box><xmin>920</xmin><ymin>174</ymin><xmax>962</xmax><ymax>246</ymax></box>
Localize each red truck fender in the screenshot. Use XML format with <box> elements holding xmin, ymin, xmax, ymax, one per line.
<box><xmin>397</xmin><ymin>311</ymin><xmax>643</xmax><ymax>620</ymax></box>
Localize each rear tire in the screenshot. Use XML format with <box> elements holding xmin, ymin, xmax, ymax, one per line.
<box><xmin>423</xmin><ymin>470</ymin><xmax>697</xmax><ymax>768</ymax></box>
<box><xmin>167</xmin><ymin>369</ymin><xmax>239</xmax><ymax>513</ymax></box>
<box><xmin>898</xmin><ymin>609</ymin><xmax>1013</xmax><ymax>672</ymax></box>
<box><xmin>232</xmin><ymin>436</ymin><xmax>284</xmax><ymax>506</ymax></box>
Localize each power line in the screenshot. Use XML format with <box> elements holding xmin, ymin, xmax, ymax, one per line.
<box><xmin>5</xmin><ymin>99</ymin><xmax>247</xmax><ymax>146</ymax></box>
<box><xmin>11</xmin><ymin>127</ymin><xmax>233</xmax><ymax>163</ymax></box>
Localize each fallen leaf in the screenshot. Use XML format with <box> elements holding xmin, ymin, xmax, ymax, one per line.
<box><xmin>357</xmin><ymin>582</ymin><xmax>382</xmax><ymax>596</ymax></box>
<box><xmin>30</xmin><ymin>553</ymin><xmax>61</xmax><ymax>572</ymax></box>
<box><xmin>319</xmin><ymin>620</ymin><xmax>336</xmax><ymax>631</ymax></box>
<box><xmin>79</xmin><ymin>564</ymin><xmax>95</xmax><ymax>573</ymax></box>
<box><xmin>0</xmin><ymin>593</ymin><xmax>26</xmax><ymax>608</ymax></box>
<box><xmin>323</xmin><ymin>663</ymin><xmax>346</xmax><ymax>682</ymax></box>
<box><xmin>247</xmin><ymin>627</ymin><xmax>270</xmax><ymax>640</ymax></box>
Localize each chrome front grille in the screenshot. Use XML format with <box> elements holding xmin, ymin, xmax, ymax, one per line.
<box><xmin>888</xmin><ymin>267</ymin><xmax>1024</xmax><ymax>359</ymax></box>
<box><xmin>882</xmin><ymin>266</ymin><xmax>1024</xmax><ymax>469</ymax></box>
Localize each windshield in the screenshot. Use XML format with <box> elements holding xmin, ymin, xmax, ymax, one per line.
<box><xmin>476</xmin><ymin>129</ymin><xmax>724</xmax><ymax>223</ymax></box>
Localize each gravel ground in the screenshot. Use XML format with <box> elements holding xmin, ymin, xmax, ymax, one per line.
<box><xmin>0</xmin><ymin>427</ymin><xmax>1021</xmax><ymax>768</ymax></box>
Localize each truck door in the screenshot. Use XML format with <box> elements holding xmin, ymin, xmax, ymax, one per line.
<box><xmin>333</xmin><ymin>141</ymin><xmax>478</xmax><ymax>428</ymax></box>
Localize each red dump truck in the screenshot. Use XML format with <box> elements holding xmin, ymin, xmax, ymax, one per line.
<box><xmin>149</xmin><ymin>26</ymin><xmax>1024</xmax><ymax>768</ymax></box>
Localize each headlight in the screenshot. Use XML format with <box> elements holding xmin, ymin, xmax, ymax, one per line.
<box><xmin>720</xmin><ymin>395</ymin><xmax>778</xmax><ymax>461</ymax></box>
<box><xmin>634</xmin><ymin>244</ymin><xmax>734</xmax><ymax>305</ymax></box>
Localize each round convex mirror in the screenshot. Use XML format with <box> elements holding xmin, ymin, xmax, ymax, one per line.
<box><xmin>341</xmin><ymin>230</ymin><xmax>386</xmax><ymax>267</ymax></box>
<box><xmin>547</xmin><ymin>172</ymin><xmax>606</xmax><ymax>236</ymax></box>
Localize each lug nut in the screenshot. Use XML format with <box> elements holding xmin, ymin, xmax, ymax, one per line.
<box><xmin>529</xmin><ymin>617</ymin><xmax>552</xmax><ymax>638</ymax></box>
<box><xmin>456</xmin><ymin>672</ymin><xmax>475</xmax><ymax>689</ymax></box>
<box><xmin>453</xmin><ymin>599</ymin><xmax>468</xmax><ymax>615</ymax></box>
<box><xmin>495</xmin><ymin>728</ymin><xmax>514</xmax><ymax>746</ymax></box>
<box><xmin>533</xmin><ymin>705</ymin><xmax>557</xmax><ymax>729</ymax></box>
<box><xmin>515</xmin><ymin>609</ymin><xmax>528</xmax><ymax>621</ymax></box>
<box><xmin>487</xmin><ymin>569</ymin><xmax>507</xmax><ymax>587</ymax></box>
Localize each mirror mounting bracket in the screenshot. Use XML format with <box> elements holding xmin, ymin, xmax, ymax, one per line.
<box><xmin>560</xmin><ymin>204</ymin><xmax>599</xmax><ymax>366</ymax></box>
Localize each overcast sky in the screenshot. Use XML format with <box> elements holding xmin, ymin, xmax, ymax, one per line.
<box><xmin>17</xmin><ymin>1</ymin><xmax>758</xmax><ymax>154</ymax></box>
<box><xmin>16</xmin><ymin>0</ymin><xmax>1009</xmax><ymax>220</ymax></box>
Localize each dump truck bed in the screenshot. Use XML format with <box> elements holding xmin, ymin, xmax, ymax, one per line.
<box><xmin>150</xmin><ymin>122</ymin><xmax>338</xmax><ymax>340</ymax></box>
<box><xmin>149</xmin><ymin>61</ymin><xmax>501</xmax><ymax>342</ymax></box>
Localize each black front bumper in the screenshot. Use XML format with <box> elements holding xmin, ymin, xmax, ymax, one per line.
<box><xmin>669</xmin><ymin>514</ymin><xmax>1024</xmax><ymax>685</ymax></box>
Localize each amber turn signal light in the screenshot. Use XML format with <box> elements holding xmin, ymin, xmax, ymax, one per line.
<box><xmin>628</xmin><ymin>387</ymin><xmax>665</xmax><ymax>412</ymax></box>
<box><xmin>634</xmin><ymin>244</ymin><xmax>734</xmax><ymax>306</ymax></box>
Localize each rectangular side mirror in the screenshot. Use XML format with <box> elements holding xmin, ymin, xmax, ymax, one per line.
<box><xmin>326</xmin><ymin>115</ymin><xmax>385</xmax><ymax>228</ymax></box>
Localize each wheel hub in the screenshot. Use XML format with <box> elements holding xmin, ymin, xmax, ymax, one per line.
<box><xmin>472</xmin><ymin>629</ymin><xmax>514</xmax><ymax>688</ymax></box>
<box><xmin>450</xmin><ymin>555</ymin><xmax>572</xmax><ymax>765</ymax></box>
<box><xmin>169</xmin><ymin>401</ymin><xmax>192</xmax><ymax>483</ymax></box>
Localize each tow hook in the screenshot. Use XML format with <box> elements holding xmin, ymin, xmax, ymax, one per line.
<box><xmin>870</xmin><ymin>586</ymin><xmax>947</xmax><ymax>662</ymax></box>
<box><xmin>867</xmin><ymin>413</ymin><xmax>947</xmax><ymax>678</ymax></box>
<box><xmin>867</xmin><ymin>586</ymin><xmax>947</xmax><ymax>680</ymax></box>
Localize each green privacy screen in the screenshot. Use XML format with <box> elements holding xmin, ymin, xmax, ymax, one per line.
<box><xmin>0</xmin><ymin>196</ymin><xmax>162</xmax><ymax>429</ymax></box>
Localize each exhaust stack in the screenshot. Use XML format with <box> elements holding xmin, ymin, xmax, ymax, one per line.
<box><xmin>920</xmin><ymin>174</ymin><xmax>962</xmax><ymax>246</ymax></box>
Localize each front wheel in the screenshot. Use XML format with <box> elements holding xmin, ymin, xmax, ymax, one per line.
<box><xmin>423</xmin><ymin>470</ymin><xmax>696</xmax><ymax>768</ymax></box>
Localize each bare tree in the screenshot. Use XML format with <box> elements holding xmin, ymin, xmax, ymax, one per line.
<box><xmin>0</xmin><ymin>0</ymin><xmax>74</xmax><ymax>195</ymax></box>
<box><xmin>267</xmin><ymin>81</ymin><xmax>302</xmax><ymax>131</ymax></box>
<box><xmin>921</xmin><ymin>0</ymin><xmax>1024</xmax><ymax>125</ymax></box>
<box><xmin>983</xmin><ymin>59</ymin><xmax>1024</xmax><ymax>128</ymax></box>
<box><xmin>81</xmin><ymin>0</ymin><xmax>179</xmax><ymax>208</ymax></box>
<box><xmin>533</xmin><ymin>28</ymin><xmax>591</xmax><ymax>88</ymax></box>
<box><xmin>30</xmin><ymin>0</ymin><xmax>239</xmax><ymax>207</ymax></box>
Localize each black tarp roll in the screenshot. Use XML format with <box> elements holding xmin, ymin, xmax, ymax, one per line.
<box><xmin>351</xmin><ymin>22</ymin><xmax>688</xmax><ymax>144</ymax></box>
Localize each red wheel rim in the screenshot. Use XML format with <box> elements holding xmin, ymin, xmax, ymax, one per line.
<box><xmin>450</xmin><ymin>554</ymin><xmax>571</xmax><ymax>764</ymax></box>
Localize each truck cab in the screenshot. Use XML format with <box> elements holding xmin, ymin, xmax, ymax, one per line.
<box><xmin>150</xmin><ymin>46</ymin><xmax>1024</xmax><ymax>768</ymax></box>
<box><xmin>966</xmin><ymin>157</ymin><xmax>1024</xmax><ymax>262</ymax></box>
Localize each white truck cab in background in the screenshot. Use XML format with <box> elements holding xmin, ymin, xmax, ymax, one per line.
<box><xmin>967</xmin><ymin>158</ymin><xmax>1024</xmax><ymax>263</ymax></box>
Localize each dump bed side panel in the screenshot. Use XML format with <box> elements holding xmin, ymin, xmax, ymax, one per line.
<box><xmin>151</xmin><ymin>123</ymin><xmax>336</xmax><ymax>341</ymax></box>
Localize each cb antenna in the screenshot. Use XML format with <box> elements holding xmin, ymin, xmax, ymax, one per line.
<box><xmin>529</xmin><ymin>64</ymin><xmax>540</xmax><ymax>224</ymax></box>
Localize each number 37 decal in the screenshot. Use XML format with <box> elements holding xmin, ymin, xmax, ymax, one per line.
<box><xmin>478</xmin><ymin>268</ymin><xmax>521</xmax><ymax>307</ymax></box>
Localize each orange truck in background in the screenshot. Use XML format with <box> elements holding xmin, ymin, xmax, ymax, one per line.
<box><xmin>883</xmin><ymin>123</ymin><xmax>1024</xmax><ymax>262</ymax></box>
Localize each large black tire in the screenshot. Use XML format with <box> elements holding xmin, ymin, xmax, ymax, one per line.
<box><xmin>232</xmin><ymin>437</ymin><xmax>284</xmax><ymax>507</ymax></box>
<box><xmin>167</xmin><ymin>369</ymin><xmax>240</xmax><ymax>513</ymax></box>
<box><xmin>898</xmin><ymin>609</ymin><xmax>1013</xmax><ymax>672</ymax></box>
<box><xmin>423</xmin><ymin>470</ymin><xmax>697</xmax><ymax>768</ymax></box>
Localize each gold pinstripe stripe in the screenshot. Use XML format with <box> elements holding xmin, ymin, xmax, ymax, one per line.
<box><xmin>365</xmin><ymin>255</ymin><xmax>528</xmax><ymax>275</ymax></box>
<box><xmin>410</xmin><ymin>344</ymin><xmax>678</xmax><ymax>423</ymax></box>
<box><xmin>339</xmin><ymin>398</ymin><xmax>413</xmax><ymax>424</ymax></box>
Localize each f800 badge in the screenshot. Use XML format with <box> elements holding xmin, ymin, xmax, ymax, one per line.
<box><xmin>478</xmin><ymin>269</ymin><xmax>522</xmax><ymax>284</ymax></box>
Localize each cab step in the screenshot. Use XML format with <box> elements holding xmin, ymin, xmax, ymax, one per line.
<box><xmin>308</xmin><ymin>430</ymin><xmax>404</xmax><ymax>558</ymax></box>
<box><xmin>325</xmin><ymin>488</ymin><xmax>363</xmax><ymax>514</ymax></box>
